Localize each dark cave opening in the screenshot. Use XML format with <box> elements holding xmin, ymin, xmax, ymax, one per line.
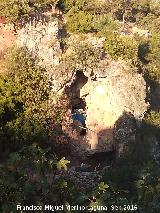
<box><xmin>66</xmin><ymin>70</ymin><xmax>88</xmax><ymax>136</ymax></box>
<box><xmin>65</xmin><ymin>70</ymin><xmax>120</xmax><ymax>170</ymax></box>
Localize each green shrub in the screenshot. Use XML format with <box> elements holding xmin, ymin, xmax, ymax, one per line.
<box><xmin>0</xmin><ymin>144</ymin><xmax>70</xmax><ymax>212</ymax></box>
<box><xmin>137</xmin><ymin>14</ymin><xmax>160</xmax><ymax>34</ymax></box>
<box><xmin>0</xmin><ymin>0</ymin><xmax>58</xmax><ymax>26</ymax></box>
<box><xmin>135</xmin><ymin>164</ymin><xmax>160</xmax><ymax>213</ymax></box>
<box><xmin>64</xmin><ymin>0</ymin><xmax>118</xmax><ymax>34</ymax></box>
<box><xmin>64</xmin><ymin>42</ymin><xmax>102</xmax><ymax>73</ymax></box>
<box><xmin>62</xmin><ymin>0</ymin><xmax>87</xmax><ymax>12</ymax></box>
<box><xmin>0</xmin><ymin>0</ymin><xmax>30</xmax><ymax>24</ymax></box>
<box><xmin>66</xmin><ymin>10</ymin><xmax>94</xmax><ymax>33</ymax></box>
<box><xmin>4</xmin><ymin>47</ymin><xmax>52</xmax><ymax>116</ymax></box>
<box><xmin>144</xmin><ymin>111</ymin><xmax>160</xmax><ymax>129</ymax></box>
<box><xmin>0</xmin><ymin>144</ymin><xmax>126</xmax><ymax>213</ymax></box>
<box><xmin>92</xmin><ymin>14</ymin><xmax>118</xmax><ymax>36</ymax></box>
<box><xmin>62</xmin><ymin>0</ymin><xmax>110</xmax><ymax>13</ymax></box>
<box><xmin>66</xmin><ymin>10</ymin><xmax>118</xmax><ymax>34</ymax></box>
<box><xmin>104</xmin><ymin>33</ymin><xmax>138</xmax><ymax>63</ymax></box>
<box><xmin>145</xmin><ymin>33</ymin><xmax>160</xmax><ymax>82</ymax></box>
<box><xmin>0</xmin><ymin>47</ymin><xmax>68</xmax><ymax>156</ymax></box>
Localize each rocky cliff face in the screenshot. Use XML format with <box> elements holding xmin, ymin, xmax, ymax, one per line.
<box><xmin>79</xmin><ymin>61</ymin><xmax>148</xmax><ymax>152</ymax></box>
<box><xmin>16</xmin><ymin>16</ymin><xmax>68</xmax><ymax>91</ymax></box>
<box><xmin>17</xmin><ymin>18</ymin><xmax>61</xmax><ymax>68</ymax></box>
<box><xmin>16</xmin><ymin>16</ymin><xmax>149</xmax><ymax>155</ymax></box>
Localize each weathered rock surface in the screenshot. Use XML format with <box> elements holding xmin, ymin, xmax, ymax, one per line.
<box><xmin>113</xmin><ymin>112</ymin><xmax>137</xmax><ymax>156</ymax></box>
<box><xmin>17</xmin><ymin>19</ymin><xmax>61</xmax><ymax>67</ymax></box>
<box><xmin>16</xmin><ymin>17</ymin><xmax>149</xmax><ymax>155</ymax></box>
<box><xmin>80</xmin><ymin>61</ymin><xmax>149</xmax><ymax>152</ymax></box>
<box><xmin>16</xmin><ymin>17</ymin><xmax>70</xmax><ymax>91</ymax></box>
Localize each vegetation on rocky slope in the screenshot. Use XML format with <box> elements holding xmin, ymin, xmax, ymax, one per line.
<box><xmin>0</xmin><ymin>0</ymin><xmax>160</xmax><ymax>212</ymax></box>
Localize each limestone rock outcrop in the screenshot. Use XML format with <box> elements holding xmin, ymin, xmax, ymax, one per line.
<box><xmin>16</xmin><ymin>17</ymin><xmax>149</xmax><ymax>155</ymax></box>
<box><xmin>17</xmin><ymin>19</ymin><xmax>61</xmax><ymax>68</ymax></box>
<box><xmin>80</xmin><ymin>61</ymin><xmax>149</xmax><ymax>152</ymax></box>
<box><xmin>16</xmin><ymin>17</ymin><xmax>69</xmax><ymax>91</ymax></box>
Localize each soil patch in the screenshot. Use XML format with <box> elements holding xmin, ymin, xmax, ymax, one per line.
<box><xmin>0</xmin><ymin>26</ymin><xmax>17</xmax><ymax>73</ymax></box>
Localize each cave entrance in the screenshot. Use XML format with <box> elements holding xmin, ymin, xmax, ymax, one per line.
<box><xmin>69</xmin><ymin>70</ymin><xmax>88</xmax><ymax>100</ymax></box>
<box><xmin>67</xmin><ymin>71</ymin><xmax>88</xmax><ymax>136</ymax></box>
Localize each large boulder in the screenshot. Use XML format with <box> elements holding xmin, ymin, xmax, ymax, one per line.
<box><xmin>80</xmin><ymin>61</ymin><xmax>149</xmax><ymax>152</ymax></box>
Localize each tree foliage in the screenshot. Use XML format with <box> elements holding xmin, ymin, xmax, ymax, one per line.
<box><xmin>0</xmin><ymin>47</ymin><xmax>68</xmax><ymax>157</ymax></box>
<box><xmin>0</xmin><ymin>0</ymin><xmax>30</xmax><ymax>24</ymax></box>
<box><xmin>63</xmin><ymin>0</ymin><xmax>117</xmax><ymax>34</ymax></box>
<box><xmin>0</xmin><ymin>144</ymin><xmax>69</xmax><ymax>212</ymax></box>
<box><xmin>144</xmin><ymin>111</ymin><xmax>160</xmax><ymax>137</ymax></box>
<box><xmin>66</xmin><ymin>10</ymin><xmax>94</xmax><ymax>33</ymax></box>
<box><xmin>135</xmin><ymin>164</ymin><xmax>160</xmax><ymax>213</ymax></box>
<box><xmin>0</xmin><ymin>0</ymin><xmax>58</xmax><ymax>25</ymax></box>
<box><xmin>0</xmin><ymin>143</ymin><xmax>129</xmax><ymax>213</ymax></box>
<box><xmin>145</xmin><ymin>33</ymin><xmax>160</xmax><ymax>82</ymax></box>
<box><xmin>64</xmin><ymin>42</ymin><xmax>102</xmax><ymax>74</ymax></box>
<box><xmin>104</xmin><ymin>33</ymin><xmax>138</xmax><ymax>63</ymax></box>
